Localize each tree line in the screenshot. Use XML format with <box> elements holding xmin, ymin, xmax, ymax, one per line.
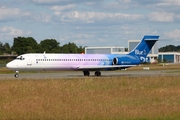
<box><xmin>159</xmin><ymin>45</ymin><xmax>180</xmax><ymax>52</ymax></box>
<box><xmin>0</xmin><ymin>37</ymin><xmax>85</xmax><ymax>55</ymax></box>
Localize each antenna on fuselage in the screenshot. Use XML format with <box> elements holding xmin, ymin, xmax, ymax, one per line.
<box><xmin>43</xmin><ymin>51</ymin><xmax>46</xmax><ymax>59</ymax></box>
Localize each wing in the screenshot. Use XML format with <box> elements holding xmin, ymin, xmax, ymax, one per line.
<box><xmin>77</xmin><ymin>65</ymin><xmax>136</xmax><ymax>70</ymax></box>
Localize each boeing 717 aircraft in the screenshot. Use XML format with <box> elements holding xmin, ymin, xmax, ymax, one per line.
<box><xmin>6</xmin><ymin>35</ymin><xmax>159</xmax><ymax>78</ymax></box>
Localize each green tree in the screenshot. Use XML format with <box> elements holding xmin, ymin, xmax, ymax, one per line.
<box><xmin>61</xmin><ymin>42</ymin><xmax>78</xmax><ymax>53</ymax></box>
<box><xmin>77</xmin><ymin>46</ymin><xmax>85</xmax><ymax>53</ymax></box>
<box><xmin>0</xmin><ymin>42</ymin><xmax>4</xmax><ymax>55</ymax></box>
<box><xmin>12</xmin><ymin>37</ymin><xmax>38</xmax><ymax>55</ymax></box>
<box><xmin>159</xmin><ymin>45</ymin><xmax>180</xmax><ymax>52</ymax></box>
<box><xmin>39</xmin><ymin>39</ymin><xmax>61</xmax><ymax>53</ymax></box>
<box><xmin>3</xmin><ymin>43</ymin><xmax>11</xmax><ymax>54</ymax></box>
<box><xmin>61</xmin><ymin>44</ymin><xmax>69</xmax><ymax>53</ymax></box>
<box><xmin>0</xmin><ymin>42</ymin><xmax>12</xmax><ymax>55</ymax></box>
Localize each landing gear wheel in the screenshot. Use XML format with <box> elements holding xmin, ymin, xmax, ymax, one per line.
<box><xmin>95</xmin><ymin>71</ymin><xmax>101</xmax><ymax>76</ymax></box>
<box><xmin>83</xmin><ymin>71</ymin><xmax>90</xmax><ymax>76</ymax></box>
<box><xmin>14</xmin><ymin>73</ymin><xmax>19</xmax><ymax>78</ymax></box>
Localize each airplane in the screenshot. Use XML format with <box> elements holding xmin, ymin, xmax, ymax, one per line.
<box><xmin>6</xmin><ymin>35</ymin><xmax>159</xmax><ymax>78</ymax></box>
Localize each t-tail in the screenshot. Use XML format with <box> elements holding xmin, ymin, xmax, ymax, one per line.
<box><xmin>128</xmin><ymin>35</ymin><xmax>159</xmax><ymax>63</ymax></box>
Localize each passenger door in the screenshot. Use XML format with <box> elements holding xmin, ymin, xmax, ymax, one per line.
<box><xmin>27</xmin><ymin>59</ymin><xmax>32</xmax><ymax>66</ymax></box>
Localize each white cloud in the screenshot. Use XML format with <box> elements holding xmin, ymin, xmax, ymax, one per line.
<box><xmin>164</xmin><ymin>29</ymin><xmax>180</xmax><ymax>40</ymax></box>
<box><xmin>73</xmin><ymin>33</ymin><xmax>94</xmax><ymax>39</ymax></box>
<box><xmin>59</xmin><ymin>33</ymin><xmax>94</xmax><ymax>45</ymax></box>
<box><xmin>0</xmin><ymin>7</ymin><xmax>20</xmax><ymax>20</ymax></box>
<box><xmin>157</xmin><ymin>0</ymin><xmax>180</xmax><ymax>6</ymax></box>
<box><xmin>54</xmin><ymin>11</ymin><xmax>144</xmax><ymax>23</ymax></box>
<box><xmin>32</xmin><ymin>0</ymin><xmax>60</xmax><ymax>4</ymax></box>
<box><xmin>32</xmin><ymin>0</ymin><xmax>102</xmax><ymax>5</ymax></box>
<box><xmin>0</xmin><ymin>6</ymin><xmax>53</xmax><ymax>23</ymax></box>
<box><xmin>0</xmin><ymin>26</ymin><xmax>32</xmax><ymax>43</ymax></box>
<box><xmin>0</xmin><ymin>7</ymin><xmax>33</xmax><ymax>22</ymax></box>
<box><xmin>147</xmin><ymin>12</ymin><xmax>174</xmax><ymax>22</ymax></box>
<box><xmin>51</xmin><ymin>4</ymin><xmax>76</xmax><ymax>11</ymax></box>
<box><xmin>176</xmin><ymin>14</ymin><xmax>180</xmax><ymax>20</ymax></box>
<box><xmin>0</xmin><ymin>26</ymin><xmax>31</xmax><ymax>36</ymax></box>
<box><xmin>103</xmin><ymin>0</ymin><xmax>133</xmax><ymax>10</ymax></box>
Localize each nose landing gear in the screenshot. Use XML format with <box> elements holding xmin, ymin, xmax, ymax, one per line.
<box><xmin>14</xmin><ymin>71</ymin><xmax>19</xmax><ymax>78</ymax></box>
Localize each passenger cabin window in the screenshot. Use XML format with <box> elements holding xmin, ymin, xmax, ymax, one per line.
<box><xmin>35</xmin><ymin>58</ymin><xmax>112</xmax><ymax>62</ymax></box>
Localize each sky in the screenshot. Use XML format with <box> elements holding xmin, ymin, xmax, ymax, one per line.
<box><xmin>0</xmin><ymin>0</ymin><xmax>180</xmax><ymax>48</ymax></box>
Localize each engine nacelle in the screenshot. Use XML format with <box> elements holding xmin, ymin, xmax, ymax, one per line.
<box><xmin>113</xmin><ymin>58</ymin><xmax>120</xmax><ymax>65</ymax></box>
<box><xmin>113</xmin><ymin>55</ymin><xmax>140</xmax><ymax>65</ymax></box>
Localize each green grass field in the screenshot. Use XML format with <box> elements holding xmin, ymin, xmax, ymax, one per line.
<box><xmin>0</xmin><ymin>76</ymin><xmax>180</xmax><ymax>120</ymax></box>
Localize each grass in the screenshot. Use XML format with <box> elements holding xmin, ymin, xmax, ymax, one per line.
<box><xmin>0</xmin><ymin>64</ymin><xmax>180</xmax><ymax>119</ymax></box>
<box><xmin>0</xmin><ymin>76</ymin><xmax>180</xmax><ymax>119</ymax></box>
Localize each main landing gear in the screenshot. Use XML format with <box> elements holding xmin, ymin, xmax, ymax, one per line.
<box><xmin>95</xmin><ymin>71</ymin><xmax>101</xmax><ymax>76</ymax></box>
<box><xmin>83</xmin><ymin>71</ymin><xmax>90</xmax><ymax>76</ymax></box>
<box><xmin>83</xmin><ymin>71</ymin><xmax>101</xmax><ymax>77</ymax></box>
<box><xmin>14</xmin><ymin>71</ymin><xmax>19</xmax><ymax>78</ymax></box>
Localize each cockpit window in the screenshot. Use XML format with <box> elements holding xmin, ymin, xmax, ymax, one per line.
<box><xmin>20</xmin><ymin>56</ymin><xmax>23</xmax><ymax>60</ymax></box>
<box><xmin>16</xmin><ymin>56</ymin><xmax>25</xmax><ymax>60</ymax></box>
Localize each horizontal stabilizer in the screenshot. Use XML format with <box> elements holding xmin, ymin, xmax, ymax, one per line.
<box><xmin>143</xmin><ymin>35</ymin><xmax>159</xmax><ymax>41</ymax></box>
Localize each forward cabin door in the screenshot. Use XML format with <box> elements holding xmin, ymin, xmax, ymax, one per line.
<box><xmin>27</xmin><ymin>59</ymin><xmax>32</xmax><ymax>66</ymax></box>
<box><xmin>27</xmin><ymin>56</ymin><xmax>32</xmax><ymax>66</ymax></box>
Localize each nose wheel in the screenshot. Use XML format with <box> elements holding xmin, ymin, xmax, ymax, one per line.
<box><xmin>14</xmin><ymin>71</ymin><xmax>19</xmax><ymax>78</ymax></box>
<box><xmin>14</xmin><ymin>73</ymin><xmax>19</xmax><ymax>78</ymax></box>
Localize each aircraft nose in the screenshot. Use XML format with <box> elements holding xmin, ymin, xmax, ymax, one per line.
<box><xmin>6</xmin><ymin>62</ymin><xmax>12</xmax><ymax>69</ymax></box>
<box><xmin>6</xmin><ymin>61</ymin><xmax>17</xmax><ymax>69</ymax></box>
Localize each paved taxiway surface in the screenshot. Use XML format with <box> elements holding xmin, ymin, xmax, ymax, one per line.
<box><xmin>0</xmin><ymin>69</ymin><xmax>179</xmax><ymax>80</ymax></box>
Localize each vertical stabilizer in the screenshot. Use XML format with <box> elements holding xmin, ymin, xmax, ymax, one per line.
<box><xmin>128</xmin><ymin>35</ymin><xmax>159</xmax><ymax>63</ymax></box>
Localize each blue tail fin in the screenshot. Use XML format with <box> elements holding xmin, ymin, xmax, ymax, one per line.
<box><xmin>128</xmin><ymin>35</ymin><xmax>159</xmax><ymax>62</ymax></box>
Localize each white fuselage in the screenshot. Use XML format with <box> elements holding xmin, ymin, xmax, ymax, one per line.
<box><xmin>6</xmin><ymin>53</ymin><xmax>114</xmax><ymax>71</ymax></box>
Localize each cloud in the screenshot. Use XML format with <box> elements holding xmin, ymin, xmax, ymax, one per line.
<box><xmin>31</xmin><ymin>0</ymin><xmax>102</xmax><ymax>6</ymax></box>
<box><xmin>122</xmin><ymin>0</ymin><xmax>180</xmax><ymax>14</ymax></box>
<box><xmin>0</xmin><ymin>7</ymin><xmax>20</xmax><ymax>21</ymax></box>
<box><xmin>32</xmin><ymin>0</ymin><xmax>63</xmax><ymax>5</ymax></box>
<box><xmin>0</xmin><ymin>6</ymin><xmax>52</xmax><ymax>23</ymax></box>
<box><xmin>164</xmin><ymin>29</ymin><xmax>180</xmax><ymax>41</ymax></box>
<box><xmin>102</xmin><ymin>0</ymin><xmax>134</xmax><ymax>10</ymax></box>
<box><xmin>59</xmin><ymin>32</ymin><xmax>95</xmax><ymax>45</ymax></box>
<box><xmin>157</xmin><ymin>0</ymin><xmax>180</xmax><ymax>7</ymax></box>
<box><xmin>0</xmin><ymin>7</ymin><xmax>32</xmax><ymax>22</ymax></box>
<box><xmin>0</xmin><ymin>26</ymin><xmax>31</xmax><ymax>36</ymax></box>
<box><xmin>0</xmin><ymin>26</ymin><xmax>32</xmax><ymax>43</ymax></box>
<box><xmin>147</xmin><ymin>12</ymin><xmax>174</xmax><ymax>22</ymax></box>
<box><xmin>50</xmin><ymin>4</ymin><xmax>76</xmax><ymax>11</ymax></box>
<box><xmin>53</xmin><ymin>11</ymin><xmax>144</xmax><ymax>24</ymax></box>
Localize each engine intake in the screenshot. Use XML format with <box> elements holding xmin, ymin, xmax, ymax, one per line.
<box><xmin>113</xmin><ymin>58</ymin><xmax>118</xmax><ymax>65</ymax></box>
